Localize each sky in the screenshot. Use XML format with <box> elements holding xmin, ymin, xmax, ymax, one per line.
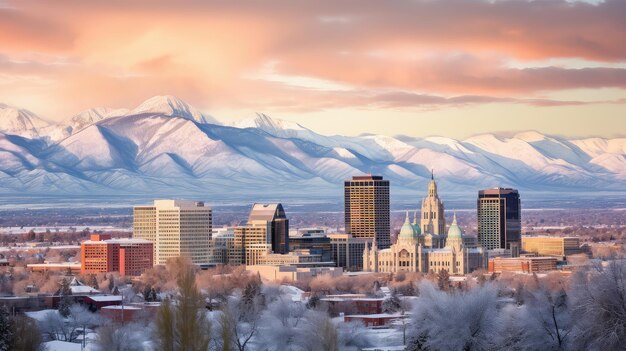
<box><xmin>0</xmin><ymin>0</ymin><xmax>625</xmax><ymax>139</ymax></box>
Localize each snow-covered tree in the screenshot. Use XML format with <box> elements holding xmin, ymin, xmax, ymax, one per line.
<box><xmin>570</xmin><ymin>260</ymin><xmax>626</xmax><ymax>351</ymax></box>
<box><xmin>303</xmin><ymin>310</ymin><xmax>338</xmax><ymax>351</ymax></box>
<box><xmin>218</xmin><ymin>294</ymin><xmax>261</xmax><ymax>351</ymax></box>
<box><xmin>522</xmin><ymin>288</ymin><xmax>572</xmax><ymax>351</ymax></box>
<box><xmin>256</xmin><ymin>296</ymin><xmax>306</xmax><ymax>350</ymax></box>
<box><xmin>94</xmin><ymin>322</ymin><xmax>149</xmax><ymax>351</ymax></box>
<box><xmin>407</xmin><ymin>281</ymin><xmax>499</xmax><ymax>351</ymax></box>
<box><xmin>0</xmin><ymin>305</ymin><xmax>12</xmax><ymax>351</ymax></box>
<box><xmin>382</xmin><ymin>293</ymin><xmax>402</xmax><ymax>313</ymax></box>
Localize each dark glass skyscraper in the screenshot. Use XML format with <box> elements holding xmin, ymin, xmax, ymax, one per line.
<box><xmin>344</xmin><ymin>175</ymin><xmax>391</xmax><ymax>249</ymax></box>
<box><xmin>247</xmin><ymin>203</ymin><xmax>289</xmax><ymax>254</ymax></box>
<box><xmin>477</xmin><ymin>188</ymin><xmax>521</xmax><ymax>255</ymax></box>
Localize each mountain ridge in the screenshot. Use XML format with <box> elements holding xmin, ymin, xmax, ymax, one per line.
<box><xmin>0</xmin><ymin>97</ymin><xmax>624</xmax><ymax>198</ymax></box>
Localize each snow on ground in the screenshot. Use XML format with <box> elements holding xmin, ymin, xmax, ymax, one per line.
<box><xmin>279</xmin><ymin>285</ymin><xmax>306</xmax><ymax>301</ymax></box>
<box><xmin>0</xmin><ymin>245</ymin><xmax>80</xmax><ymax>252</ymax></box>
<box><xmin>0</xmin><ymin>225</ymin><xmax>131</xmax><ymax>234</ymax></box>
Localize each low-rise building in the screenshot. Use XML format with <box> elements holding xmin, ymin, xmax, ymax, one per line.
<box><xmin>81</xmin><ymin>234</ymin><xmax>153</xmax><ymax>276</ymax></box>
<box><xmin>488</xmin><ymin>256</ymin><xmax>558</xmax><ymax>273</ymax></box>
<box><xmin>246</xmin><ymin>265</ymin><xmax>342</xmax><ymax>282</ymax></box>
<box><xmin>27</xmin><ymin>262</ymin><xmax>81</xmax><ymax>274</ymax></box>
<box><xmin>522</xmin><ymin>236</ymin><xmax>581</xmax><ymax>259</ymax></box>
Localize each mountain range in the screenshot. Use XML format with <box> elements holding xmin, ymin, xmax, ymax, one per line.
<box><xmin>0</xmin><ymin>96</ymin><xmax>624</xmax><ymax>199</ymax></box>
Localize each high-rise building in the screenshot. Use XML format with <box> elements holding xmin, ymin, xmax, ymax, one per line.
<box><xmin>421</xmin><ymin>172</ymin><xmax>445</xmax><ymax>235</ymax></box>
<box><xmin>477</xmin><ymin>188</ymin><xmax>521</xmax><ymax>255</ymax></box>
<box><xmin>344</xmin><ymin>175</ymin><xmax>391</xmax><ymax>249</ymax></box>
<box><xmin>133</xmin><ymin>200</ymin><xmax>212</xmax><ymax>265</ymax></box>
<box><xmin>81</xmin><ymin>234</ymin><xmax>153</xmax><ymax>276</ymax></box>
<box><xmin>229</xmin><ymin>203</ymin><xmax>290</xmax><ymax>265</ymax></box>
<box><xmin>248</xmin><ymin>203</ymin><xmax>289</xmax><ymax>254</ymax></box>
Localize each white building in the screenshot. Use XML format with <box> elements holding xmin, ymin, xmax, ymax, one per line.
<box><xmin>133</xmin><ymin>200</ymin><xmax>212</xmax><ymax>265</ymax></box>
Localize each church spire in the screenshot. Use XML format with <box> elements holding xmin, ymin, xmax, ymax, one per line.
<box><xmin>431</xmin><ymin>169</ymin><xmax>434</xmax><ymax>180</ymax></box>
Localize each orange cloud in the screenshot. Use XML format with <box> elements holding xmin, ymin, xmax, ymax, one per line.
<box><xmin>0</xmin><ymin>0</ymin><xmax>624</xmax><ymax>121</ymax></box>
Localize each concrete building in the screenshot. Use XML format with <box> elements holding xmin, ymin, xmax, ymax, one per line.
<box><xmin>133</xmin><ymin>200</ymin><xmax>212</xmax><ymax>265</ymax></box>
<box><xmin>521</xmin><ymin>236</ymin><xmax>581</xmax><ymax>259</ymax></box>
<box><xmin>364</xmin><ymin>212</ymin><xmax>486</xmax><ymax>275</ymax></box>
<box><xmin>289</xmin><ymin>232</ymin><xmax>333</xmax><ymax>262</ymax></box>
<box><xmin>28</xmin><ymin>262</ymin><xmax>82</xmax><ymax>274</ymax></box>
<box><xmin>329</xmin><ymin>233</ymin><xmax>371</xmax><ymax>271</ymax></box>
<box><xmin>246</xmin><ymin>265</ymin><xmax>342</xmax><ymax>282</ymax></box>
<box><xmin>248</xmin><ymin>203</ymin><xmax>289</xmax><ymax>254</ymax></box>
<box><xmin>259</xmin><ymin>249</ymin><xmax>322</xmax><ymax>265</ymax></box>
<box><xmin>344</xmin><ymin>175</ymin><xmax>391</xmax><ymax>249</ymax></box>
<box><xmin>81</xmin><ymin>234</ymin><xmax>153</xmax><ymax>276</ymax></box>
<box><xmin>477</xmin><ymin>188</ymin><xmax>521</xmax><ymax>256</ymax></box>
<box><xmin>489</xmin><ymin>256</ymin><xmax>558</xmax><ymax>273</ymax></box>
<box><xmin>421</xmin><ymin>171</ymin><xmax>446</xmax><ymax>235</ymax></box>
<box><xmin>208</xmin><ymin>227</ymin><xmax>234</xmax><ymax>265</ymax></box>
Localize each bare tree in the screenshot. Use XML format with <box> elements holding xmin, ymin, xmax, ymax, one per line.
<box><xmin>256</xmin><ymin>295</ymin><xmax>306</xmax><ymax>350</ymax></box>
<box><xmin>218</xmin><ymin>295</ymin><xmax>261</xmax><ymax>351</ymax></box>
<box><xmin>154</xmin><ymin>298</ymin><xmax>175</xmax><ymax>351</ymax></box>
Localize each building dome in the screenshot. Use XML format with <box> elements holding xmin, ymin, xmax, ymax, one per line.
<box><xmin>447</xmin><ymin>212</ymin><xmax>463</xmax><ymax>239</ymax></box>
<box><xmin>399</xmin><ymin>211</ymin><xmax>417</xmax><ymax>239</ymax></box>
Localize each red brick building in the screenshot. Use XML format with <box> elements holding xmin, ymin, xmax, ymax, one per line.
<box><xmin>81</xmin><ymin>234</ymin><xmax>153</xmax><ymax>276</ymax></box>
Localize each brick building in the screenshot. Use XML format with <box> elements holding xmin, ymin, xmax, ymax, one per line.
<box><xmin>81</xmin><ymin>234</ymin><xmax>153</xmax><ymax>276</ymax></box>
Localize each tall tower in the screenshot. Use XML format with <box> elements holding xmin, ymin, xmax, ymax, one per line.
<box><xmin>133</xmin><ymin>200</ymin><xmax>212</xmax><ymax>265</ymax></box>
<box><xmin>421</xmin><ymin>171</ymin><xmax>445</xmax><ymax>235</ymax></box>
<box><xmin>477</xmin><ymin>188</ymin><xmax>521</xmax><ymax>255</ymax></box>
<box><xmin>247</xmin><ymin>203</ymin><xmax>289</xmax><ymax>254</ymax></box>
<box><xmin>344</xmin><ymin>175</ymin><xmax>391</xmax><ymax>249</ymax></box>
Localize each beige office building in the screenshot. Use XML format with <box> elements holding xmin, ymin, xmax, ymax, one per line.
<box><xmin>134</xmin><ymin>200</ymin><xmax>212</xmax><ymax>265</ymax></box>
<box><xmin>522</xmin><ymin>236</ymin><xmax>581</xmax><ymax>258</ymax></box>
<box><xmin>344</xmin><ymin>175</ymin><xmax>391</xmax><ymax>249</ymax></box>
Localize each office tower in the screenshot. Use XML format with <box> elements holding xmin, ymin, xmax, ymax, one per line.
<box><xmin>477</xmin><ymin>188</ymin><xmax>521</xmax><ymax>255</ymax></box>
<box><xmin>421</xmin><ymin>171</ymin><xmax>445</xmax><ymax>235</ymax></box>
<box><xmin>229</xmin><ymin>203</ymin><xmax>289</xmax><ymax>265</ymax></box>
<box><xmin>344</xmin><ymin>175</ymin><xmax>391</xmax><ymax>249</ymax></box>
<box><xmin>81</xmin><ymin>234</ymin><xmax>153</xmax><ymax>276</ymax></box>
<box><xmin>231</xmin><ymin>225</ymin><xmax>271</xmax><ymax>265</ymax></box>
<box><xmin>133</xmin><ymin>200</ymin><xmax>212</xmax><ymax>265</ymax></box>
<box><xmin>248</xmin><ymin>203</ymin><xmax>289</xmax><ymax>254</ymax></box>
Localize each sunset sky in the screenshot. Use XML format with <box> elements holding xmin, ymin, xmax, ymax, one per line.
<box><xmin>1</xmin><ymin>0</ymin><xmax>625</xmax><ymax>139</ymax></box>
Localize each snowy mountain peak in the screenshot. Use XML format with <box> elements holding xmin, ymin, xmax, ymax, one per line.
<box><xmin>0</xmin><ymin>103</ymin><xmax>50</xmax><ymax>138</ymax></box>
<box><xmin>236</xmin><ymin>113</ymin><xmax>307</xmax><ymax>132</ymax></box>
<box><xmin>514</xmin><ymin>131</ymin><xmax>549</xmax><ymax>142</ymax></box>
<box><xmin>130</xmin><ymin>95</ymin><xmax>216</xmax><ymax>124</ymax></box>
<box><xmin>67</xmin><ymin>107</ymin><xmax>129</xmax><ymax>133</ymax></box>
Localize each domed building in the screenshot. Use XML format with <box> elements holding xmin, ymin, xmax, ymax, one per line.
<box><xmin>363</xmin><ymin>174</ymin><xmax>486</xmax><ymax>275</ymax></box>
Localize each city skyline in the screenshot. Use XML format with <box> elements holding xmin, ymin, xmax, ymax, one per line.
<box><xmin>1</xmin><ymin>0</ymin><xmax>625</xmax><ymax>139</ymax></box>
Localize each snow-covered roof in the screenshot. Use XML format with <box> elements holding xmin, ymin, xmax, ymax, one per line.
<box><xmin>345</xmin><ymin>313</ymin><xmax>406</xmax><ymax>318</ymax></box>
<box><xmin>44</xmin><ymin>341</ymin><xmax>82</xmax><ymax>351</ymax></box>
<box><xmin>102</xmin><ymin>305</ymin><xmax>141</xmax><ymax>310</ymax></box>
<box><xmin>25</xmin><ymin>309</ymin><xmax>57</xmax><ymax>322</ymax></box>
<box><xmin>87</xmin><ymin>295</ymin><xmax>122</xmax><ymax>302</ymax></box>
<box><xmin>82</xmin><ymin>238</ymin><xmax>152</xmax><ymax>245</ymax></box>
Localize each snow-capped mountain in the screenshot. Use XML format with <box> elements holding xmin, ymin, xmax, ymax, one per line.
<box><xmin>0</xmin><ymin>104</ymin><xmax>51</xmax><ymax>139</ymax></box>
<box><xmin>128</xmin><ymin>95</ymin><xmax>217</xmax><ymax>124</ymax></box>
<box><xmin>0</xmin><ymin>97</ymin><xmax>624</xmax><ymax>198</ymax></box>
